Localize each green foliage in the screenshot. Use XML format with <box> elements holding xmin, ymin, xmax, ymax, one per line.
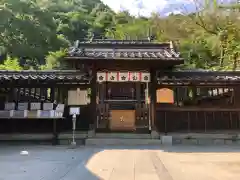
<box><xmin>0</xmin><ymin>0</ymin><xmax>113</xmax><ymax>69</ymax></box>
<box><xmin>41</xmin><ymin>49</ymin><xmax>67</xmax><ymax>70</ymax></box>
<box><xmin>0</xmin><ymin>56</ymin><xmax>23</xmax><ymax>70</ymax></box>
<box><xmin>0</xmin><ymin>0</ymin><xmax>239</xmax><ymax>70</ymax></box>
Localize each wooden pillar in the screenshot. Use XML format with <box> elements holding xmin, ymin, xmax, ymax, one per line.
<box><xmin>34</xmin><ymin>88</ymin><xmax>37</xmax><ymax>99</ymax></box>
<box><xmin>52</xmin><ymin>117</ymin><xmax>58</xmax><ymax>145</ymax></box>
<box><xmin>44</xmin><ymin>88</ymin><xmax>48</xmax><ymax>101</ymax></box>
<box><xmin>90</xmin><ymin>65</ymin><xmax>97</xmax><ymax>130</ymax></box>
<box><xmin>136</xmin><ymin>82</ymin><xmax>141</xmax><ymax>129</ymax></box>
<box><xmin>50</xmin><ymin>88</ymin><xmax>55</xmax><ymax>103</ymax></box>
<box><xmin>16</xmin><ymin>88</ymin><xmax>20</xmax><ymax>108</ymax></box>
<box><xmin>136</xmin><ymin>83</ymin><xmax>141</xmax><ymax>103</ymax></box>
<box><xmin>57</xmin><ymin>88</ymin><xmax>61</xmax><ymax>103</ymax></box>
<box><xmin>150</xmin><ymin>69</ymin><xmax>157</xmax><ymax>132</ymax></box>
<box><xmin>12</xmin><ymin>88</ymin><xmax>20</xmax><ymax>133</ymax></box>
<box><xmin>49</xmin><ymin>87</ymin><xmax>58</xmax><ymax>145</ymax></box>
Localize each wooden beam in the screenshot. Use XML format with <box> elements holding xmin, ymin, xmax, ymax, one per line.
<box><xmin>156</xmin><ymin>107</ymin><xmax>240</xmax><ymax>112</ymax></box>
<box><xmin>90</xmin><ymin>64</ymin><xmax>97</xmax><ymax>130</ymax></box>
<box><xmin>150</xmin><ymin>69</ymin><xmax>157</xmax><ymax>131</ymax></box>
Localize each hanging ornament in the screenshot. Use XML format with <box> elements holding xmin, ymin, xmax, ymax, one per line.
<box><xmin>141</xmin><ymin>72</ymin><xmax>151</xmax><ymax>82</ymax></box>
<box><xmin>107</xmin><ymin>72</ymin><xmax>118</xmax><ymax>82</ymax></box>
<box><xmin>129</xmin><ymin>72</ymin><xmax>140</xmax><ymax>81</ymax></box>
<box><xmin>118</xmin><ymin>72</ymin><xmax>129</xmax><ymax>82</ymax></box>
<box><xmin>97</xmin><ymin>72</ymin><xmax>106</xmax><ymax>82</ymax></box>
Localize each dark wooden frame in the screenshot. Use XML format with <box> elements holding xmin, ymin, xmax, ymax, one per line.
<box><xmin>155</xmin><ymin>70</ymin><xmax>240</xmax><ymax>134</ymax></box>
<box><xmin>95</xmin><ymin>81</ymin><xmax>151</xmax><ymax>133</ymax></box>
<box><xmin>0</xmin><ymin>70</ymin><xmax>91</xmax><ymax>144</ymax></box>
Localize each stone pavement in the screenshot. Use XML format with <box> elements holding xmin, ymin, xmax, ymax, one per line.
<box><xmin>0</xmin><ymin>145</ymin><xmax>240</xmax><ymax>180</ymax></box>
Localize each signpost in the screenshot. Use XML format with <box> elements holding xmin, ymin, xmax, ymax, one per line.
<box><xmin>69</xmin><ymin>107</ymin><xmax>80</xmax><ymax>146</ymax></box>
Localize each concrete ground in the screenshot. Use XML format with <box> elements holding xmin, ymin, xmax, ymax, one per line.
<box><xmin>0</xmin><ymin>145</ymin><xmax>240</xmax><ymax>180</ymax></box>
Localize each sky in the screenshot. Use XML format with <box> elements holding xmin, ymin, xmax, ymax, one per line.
<box><xmin>101</xmin><ymin>0</ymin><xmax>195</xmax><ymax>17</ymax></box>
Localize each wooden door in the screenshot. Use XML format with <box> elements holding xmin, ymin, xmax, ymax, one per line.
<box><xmin>109</xmin><ymin>110</ymin><xmax>136</xmax><ymax>131</ymax></box>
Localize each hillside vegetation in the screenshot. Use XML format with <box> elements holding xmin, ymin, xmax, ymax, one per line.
<box><xmin>0</xmin><ymin>0</ymin><xmax>239</xmax><ymax>70</ymax></box>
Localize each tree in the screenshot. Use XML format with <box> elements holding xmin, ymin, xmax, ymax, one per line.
<box><xmin>1</xmin><ymin>0</ymin><xmax>239</xmax><ymax>71</ymax></box>
<box><xmin>0</xmin><ymin>0</ymin><xmax>114</xmax><ymax>68</ymax></box>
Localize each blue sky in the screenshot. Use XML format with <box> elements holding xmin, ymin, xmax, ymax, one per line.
<box><xmin>101</xmin><ymin>0</ymin><xmax>231</xmax><ymax>16</ymax></box>
<box><xmin>101</xmin><ymin>0</ymin><xmax>195</xmax><ymax>16</ymax></box>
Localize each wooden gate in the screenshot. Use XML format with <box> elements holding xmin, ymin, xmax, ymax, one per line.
<box><xmin>109</xmin><ymin>110</ymin><xmax>136</xmax><ymax>130</ymax></box>
<box><xmin>96</xmin><ymin>82</ymin><xmax>150</xmax><ymax>132</ymax></box>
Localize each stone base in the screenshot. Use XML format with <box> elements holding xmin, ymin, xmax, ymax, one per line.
<box><xmin>59</xmin><ymin>139</ymin><xmax>84</xmax><ymax>145</ymax></box>
<box><xmin>151</xmin><ymin>130</ymin><xmax>160</xmax><ymax>139</ymax></box>
<box><xmin>181</xmin><ymin>139</ymin><xmax>198</xmax><ymax>145</ymax></box>
<box><xmin>87</xmin><ymin>129</ymin><xmax>95</xmax><ymax>138</ymax></box>
<box><xmin>161</xmin><ymin>135</ymin><xmax>172</xmax><ymax>145</ymax></box>
<box><xmin>172</xmin><ymin>138</ymin><xmax>240</xmax><ymax>145</ymax></box>
<box><xmin>85</xmin><ymin>138</ymin><xmax>162</xmax><ymax>146</ymax></box>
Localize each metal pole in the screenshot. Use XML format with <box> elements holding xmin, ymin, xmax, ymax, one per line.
<box><xmin>71</xmin><ymin>114</ymin><xmax>77</xmax><ymax>146</ymax></box>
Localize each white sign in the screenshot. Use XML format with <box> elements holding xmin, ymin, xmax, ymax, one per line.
<box><xmin>43</xmin><ymin>103</ymin><xmax>53</xmax><ymax>110</ymax></box>
<box><xmin>5</xmin><ymin>102</ymin><xmax>15</xmax><ymax>110</ymax></box>
<box><xmin>69</xmin><ymin>107</ymin><xmax>80</xmax><ymax>115</ymax></box>
<box><xmin>30</xmin><ymin>102</ymin><xmax>41</xmax><ymax>110</ymax></box>
<box><xmin>56</xmin><ymin>104</ymin><xmax>65</xmax><ymax>112</ymax></box>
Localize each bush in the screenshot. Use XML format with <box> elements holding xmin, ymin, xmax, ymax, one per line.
<box><xmin>42</xmin><ymin>49</ymin><xmax>67</xmax><ymax>70</ymax></box>
<box><xmin>0</xmin><ymin>56</ymin><xmax>23</xmax><ymax>70</ymax></box>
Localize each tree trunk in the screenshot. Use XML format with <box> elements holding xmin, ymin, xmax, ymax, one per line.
<box><xmin>219</xmin><ymin>43</ymin><xmax>224</xmax><ymax>68</ymax></box>
<box><xmin>232</xmin><ymin>53</ymin><xmax>237</xmax><ymax>71</ymax></box>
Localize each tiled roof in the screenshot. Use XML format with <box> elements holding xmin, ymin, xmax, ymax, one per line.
<box><xmin>67</xmin><ymin>40</ymin><xmax>182</xmax><ymax>60</ymax></box>
<box><xmin>157</xmin><ymin>71</ymin><xmax>240</xmax><ymax>85</ymax></box>
<box><xmin>0</xmin><ymin>70</ymin><xmax>90</xmax><ymax>83</ymax></box>
<box><xmin>76</xmin><ymin>39</ymin><xmax>168</xmax><ymax>45</ymax></box>
<box><xmin>68</xmin><ymin>48</ymin><xmax>181</xmax><ymax>60</ymax></box>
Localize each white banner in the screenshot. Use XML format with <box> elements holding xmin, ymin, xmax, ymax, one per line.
<box><xmin>141</xmin><ymin>72</ymin><xmax>151</xmax><ymax>82</ymax></box>
<box><xmin>118</xmin><ymin>72</ymin><xmax>129</xmax><ymax>82</ymax></box>
<box><xmin>107</xmin><ymin>72</ymin><xmax>118</xmax><ymax>82</ymax></box>
<box><xmin>97</xmin><ymin>71</ymin><xmax>151</xmax><ymax>82</ymax></box>
<box><xmin>129</xmin><ymin>72</ymin><xmax>140</xmax><ymax>82</ymax></box>
<box><xmin>97</xmin><ymin>72</ymin><xmax>106</xmax><ymax>82</ymax></box>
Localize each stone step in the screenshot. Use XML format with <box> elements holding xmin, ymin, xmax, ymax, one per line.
<box><xmin>85</xmin><ymin>138</ymin><xmax>162</xmax><ymax>146</ymax></box>
<box><xmin>95</xmin><ymin>133</ymin><xmax>151</xmax><ymax>139</ymax></box>
<box><xmin>58</xmin><ymin>132</ymin><xmax>87</xmax><ymax>139</ymax></box>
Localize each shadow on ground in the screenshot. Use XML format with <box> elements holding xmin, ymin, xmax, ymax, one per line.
<box><xmin>0</xmin><ymin>144</ymin><xmax>240</xmax><ymax>180</ymax></box>
<box><xmin>0</xmin><ymin>145</ymin><xmax>101</xmax><ymax>180</ymax></box>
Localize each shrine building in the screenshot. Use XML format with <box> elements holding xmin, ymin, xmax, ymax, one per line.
<box><xmin>1</xmin><ymin>39</ymin><xmax>240</xmax><ymax>144</ymax></box>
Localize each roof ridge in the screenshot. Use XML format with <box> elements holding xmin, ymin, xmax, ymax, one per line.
<box><xmin>0</xmin><ymin>70</ymin><xmax>84</xmax><ymax>73</ymax></box>
<box><xmin>75</xmin><ymin>39</ymin><xmax>171</xmax><ymax>45</ymax></box>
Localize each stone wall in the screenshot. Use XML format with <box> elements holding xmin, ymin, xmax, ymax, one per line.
<box><xmin>171</xmin><ymin>133</ymin><xmax>240</xmax><ymax>145</ymax></box>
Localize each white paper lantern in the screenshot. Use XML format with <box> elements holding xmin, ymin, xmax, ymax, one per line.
<box><xmin>141</xmin><ymin>72</ymin><xmax>151</xmax><ymax>82</ymax></box>
<box><xmin>97</xmin><ymin>72</ymin><xmax>106</xmax><ymax>82</ymax></box>
<box><xmin>129</xmin><ymin>72</ymin><xmax>140</xmax><ymax>82</ymax></box>
<box><xmin>107</xmin><ymin>72</ymin><xmax>118</xmax><ymax>82</ymax></box>
<box><xmin>118</xmin><ymin>72</ymin><xmax>129</xmax><ymax>82</ymax></box>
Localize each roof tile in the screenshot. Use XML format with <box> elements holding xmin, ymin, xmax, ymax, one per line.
<box><xmin>0</xmin><ymin>70</ymin><xmax>90</xmax><ymax>84</ymax></box>
<box><xmin>68</xmin><ymin>49</ymin><xmax>181</xmax><ymax>59</ymax></box>
<box><xmin>67</xmin><ymin>40</ymin><xmax>182</xmax><ymax>60</ymax></box>
<box><xmin>157</xmin><ymin>71</ymin><xmax>240</xmax><ymax>85</ymax></box>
